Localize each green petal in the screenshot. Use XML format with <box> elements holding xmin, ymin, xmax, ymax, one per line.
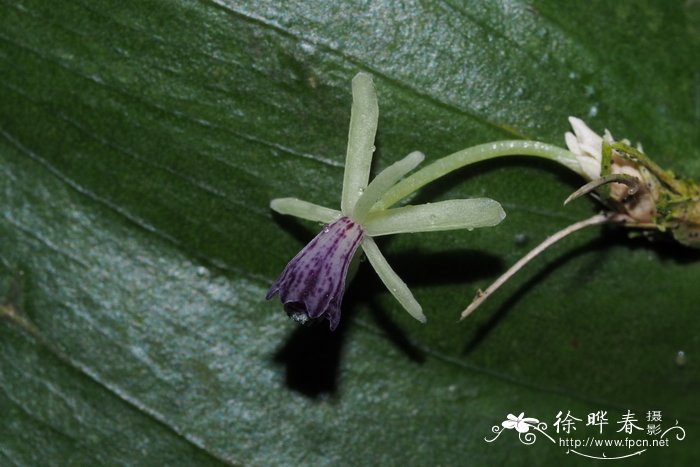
<box><xmin>361</xmin><ymin>237</ymin><xmax>426</xmax><ymax>323</ymax></box>
<box><xmin>341</xmin><ymin>73</ymin><xmax>379</xmax><ymax>214</ymax></box>
<box><xmin>364</xmin><ymin>198</ymin><xmax>506</xmax><ymax>236</ymax></box>
<box><xmin>270</xmin><ymin>198</ymin><xmax>341</xmax><ymax>223</ymax></box>
<box><xmin>352</xmin><ymin>151</ymin><xmax>424</xmax><ymax>223</ymax></box>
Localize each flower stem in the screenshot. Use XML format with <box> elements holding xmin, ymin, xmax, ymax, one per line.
<box><xmin>375</xmin><ymin>141</ymin><xmax>584</xmax><ymax>210</ymax></box>
<box><xmin>460</xmin><ymin>213</ymin><xmax>609</xmax><ymax>319</ymax></box>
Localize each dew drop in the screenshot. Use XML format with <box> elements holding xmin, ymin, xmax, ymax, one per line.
<box><xmin>675</xmin><ymin>350</ymin><xmax>687</xmax><ymax>367</ymax></box>
<box><xmin>196</xmin><ymin>266</ymin><xmax>209</xmax><ymax>277</ymax></box>
<box><xmin>514</xmin><ymin>232</ymin><xmax>529</xmax><ymax>246</ymax></box>
<box><xmin>588</xmin><ymin>105</ymin><xmax>599</xmax><ymax>117</ymax></box>
<box><xmin>299</xmin><ymin>41</ymin><xmax>316</xmax><ymax>54</ymax></box>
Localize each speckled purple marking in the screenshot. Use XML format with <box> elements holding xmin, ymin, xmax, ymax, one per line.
<box><xmin>266</xmin><ymin>217</ymin><xmax>364</xmax><ymax>330</ymax></box>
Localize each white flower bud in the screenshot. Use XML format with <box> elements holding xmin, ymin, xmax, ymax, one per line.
<box><xmin>565</xmin><ymin>116</ymin><xmax>603</xmax><ymax>180</ymax></box>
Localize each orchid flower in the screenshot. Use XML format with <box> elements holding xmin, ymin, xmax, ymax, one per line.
<box><xmin>267</xmin><ymin>73</ymin><xmax>506</xmax><ymax>330</ymax></box>
<box><xmin>268</xmin><ymin>73</ymin><xmax>699</xmax><ymax>327</ymax></box>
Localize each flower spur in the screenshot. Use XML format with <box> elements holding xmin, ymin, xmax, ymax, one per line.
<box><xmin>266</xmin><ymin>73</ymin><xmax>506</xmax><ymax>330</ymax></box>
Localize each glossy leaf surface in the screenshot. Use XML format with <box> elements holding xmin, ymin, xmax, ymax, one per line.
<box><xmin>1</xmin><ymin>1</ymin><xmax>698</xmax><ymax>465</ymax></box>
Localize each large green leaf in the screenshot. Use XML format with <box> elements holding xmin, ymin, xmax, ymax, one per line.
<box><xmin>1</xmin><ymin>0</ymin><xmax>698</xmax><ymax>465</ymax></box>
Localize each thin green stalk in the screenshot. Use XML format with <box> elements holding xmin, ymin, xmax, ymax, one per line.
<box><xmin>374</xmin><ymin>141</ymin><xmax>583</xmax><ymax>210</ymax></box>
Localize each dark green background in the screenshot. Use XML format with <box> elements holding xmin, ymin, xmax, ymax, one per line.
<box><xmin>1</xmin><ymin>0</ymin><xmax>698</xmax><ymax>465</ymax></box>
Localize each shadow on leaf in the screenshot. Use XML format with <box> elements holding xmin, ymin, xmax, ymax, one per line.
<box><xmin>273</xmin><ymin>318</ymin><xmax>348</xmax><ymax>399</ymax></box>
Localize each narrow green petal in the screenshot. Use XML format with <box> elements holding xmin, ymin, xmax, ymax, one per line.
<box><xmin>364</xmin><ymin>198</ymin><xmax>505</xmax><ymax>236</ymax></box>
<box><xmin>361</xmin><ymin>237</ymin><xmax>426</xmax><ymax>323</ymax></box>
<box><xmin>352</xmin><ymin>151</ymin><xmax>424</xmax><ymax>223</ymax></box>
<box><xmin>270</xmin><ymin>198</ymin><xmax>341</xmax><ymax>223</ymax></box>
<box><xmin>341</xmin><ymin>73</ymin><xmax>379</xmax><ymax>215</ymax></box>
<box><xmin>375</xmin><ymin>141</ymin><xmax>583</xmax><ymax>210</ymax></box>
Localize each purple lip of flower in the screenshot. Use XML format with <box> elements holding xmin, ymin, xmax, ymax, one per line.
<box><xmin>266</xmin><ymin>217</ymin><xmax>364</xmax><ymax>330</ymax></box>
